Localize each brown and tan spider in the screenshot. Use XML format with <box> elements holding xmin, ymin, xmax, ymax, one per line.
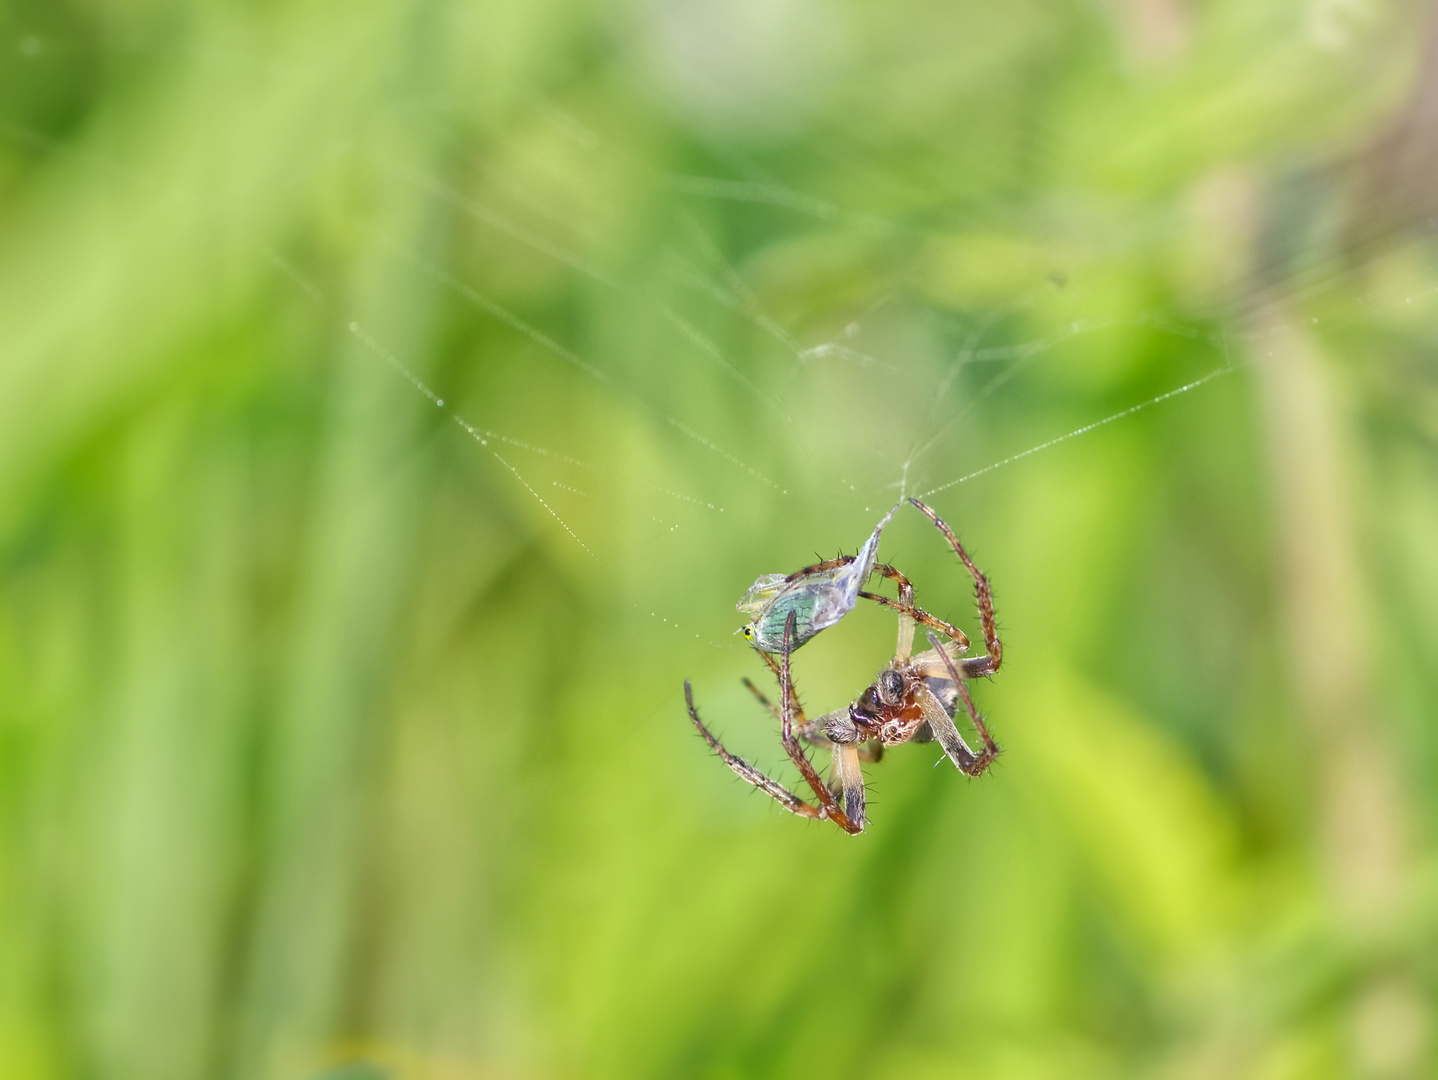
<box><xmin>683</xmin><ymin>497</ymin><xmax>1003</xmax><ymax>835</ymax></box>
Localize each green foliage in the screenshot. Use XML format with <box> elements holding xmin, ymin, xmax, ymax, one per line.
<box><xmin>3</xmin><ymin>1</ymin><xmax>1438</xmax><ymax>1077</ymax></box>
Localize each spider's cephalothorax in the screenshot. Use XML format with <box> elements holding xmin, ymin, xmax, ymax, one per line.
<box><xmin>684</xmin><ymin>497</ymin><xmax>1003</xmax><ymax>835</ymax></box>
<box><xmin>848</xmin><ymin>635</ymin><xmax>999</xmax><ymax>776</ymax></box>
<box><xmin>857</xmin><ymin>657</ymin><xmax>946</xmax><ymax>746</ymax></box>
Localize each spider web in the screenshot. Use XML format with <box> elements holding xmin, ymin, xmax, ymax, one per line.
<box><xmin>11</xmin><ymin>37</ymin><xmax>1427</xmax><ymax>723</ymax></box>
<box><xmin>336</xmin><ymin>165</ymin><xmax>1226</xmax><ymax>635</ymax></box>
<box><xmin>8</xmin><ymin>6</ymin><xmax>1438</xmax><ymax>1078</ymax></box>
<box><xmin>6</xmin><ymin>9</ymin><xmax>1435</xmax><ymax>808</ymax></box>
<box><xmin>248</xmin><ymin>71</ymin><xmax>1438</xmax><ymax>728</ymax></box>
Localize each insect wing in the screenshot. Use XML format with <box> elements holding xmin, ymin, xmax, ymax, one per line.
<box><xmin>794</xmin><ymin>501</ymin><xmax>900</xmax><ymax>638</ymax></box>
<box><xmin>838</xmin><ymin>502</ymin><xmax>898</xmax><ymax>605</ymax></box>
<box><xmin>736</xmin><ymin>573</ymin><xmax>787</xmax><ymax>616</ymax></box>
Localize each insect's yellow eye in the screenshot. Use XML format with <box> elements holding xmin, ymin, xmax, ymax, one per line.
<box><xmin>742</xmin><ymin>627</ymin><xmax>753</xmax><ymax>638</ymax></box>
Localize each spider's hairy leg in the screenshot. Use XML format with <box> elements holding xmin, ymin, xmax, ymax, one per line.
<box><xmin>868</xmin><ymin>562</ymin><xmax>916</xmax><ymax>661</ymax></box>
<box><xmin>746</xmin><ymin>679</ymin><xmax>881</xmax><ymax>761</ymax></box>
<box><xmin>821</xmin><ymin>708</ymin><xmax>868</xmax><ymax>826</ymax></box>
<box><xmin>831</xmin><ymin>743</ymin><xmax>865</xmax><ymax>827</ymax></box>
<box><xmin>782</xmin><ymin>554</ymin><xmax>856</xmax><ymax>581</ymax></box>
<box><xmin>741</xmin><ymin>676</ymin><xmax>782</xmax><ymax>720</ymax></box>
<box><xmin>777</xmin><ymin>612</ymin><xmax>863</xmax><ymax>835</ymax></box>
<box><xmin>916</xmin><ymin>684</ymin><xmax>990</xmax><ymax>776</ymax></box>
<box><xmin>921</xmin><ymin>631</ymin><xmax>999</xmax><ymax>777</ymax></box>
<box><xmin>908</xmin><ymin>497</ymin><xmax>1001</xmax><ymax>677</ymax></box>
<box><xmin>817</xmin><ymin>709</ymin><xmax>883</xmax><ymax>763</ymax></box>
<box><xmin>753</xmin><ymin>652</ymin><xmax>805</xmax><ymax>726</ymax></box>
<box><xmin>858</xmin><ymin>588</ymin><xmax>970</xmax><ymax>659</ymax></box>
<box><xmin>910</xmin><ymin>640</ymin><xmax>967</xmax><ymax>678</ymax></box>
<box><xmin>684</xmin><ymin>681</ymin><xmax>823</xmax><ymax>820</ymax></box>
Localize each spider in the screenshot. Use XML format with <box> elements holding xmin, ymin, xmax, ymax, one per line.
<box><xmin>684</xmin><ymin>497</ymin><xmax>1003</xmax><ymax>834</ymax></box>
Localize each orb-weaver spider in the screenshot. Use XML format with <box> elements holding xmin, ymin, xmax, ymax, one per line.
<box><xmin>684</xmin><ymin>498</ymin><xmax>1003</xmax><ymax>835</ymax></box>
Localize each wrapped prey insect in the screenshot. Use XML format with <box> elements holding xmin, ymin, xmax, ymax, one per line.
<box><xmin>736</xmin><ymin>503</ymin><xmax>899</xmax><ymax>654</ymax></box>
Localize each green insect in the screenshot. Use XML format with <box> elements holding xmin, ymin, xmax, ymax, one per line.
<box><xmin>737</xmin><ymin>504</ymin><xmax>898</xmax><ymax>653</ymax></box>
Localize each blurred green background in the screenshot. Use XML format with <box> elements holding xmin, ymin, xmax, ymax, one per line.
<box><xmin>4</xmin><ymin>0</ymin><xmax>1438</xmax><ymax>1077</ymax></box>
